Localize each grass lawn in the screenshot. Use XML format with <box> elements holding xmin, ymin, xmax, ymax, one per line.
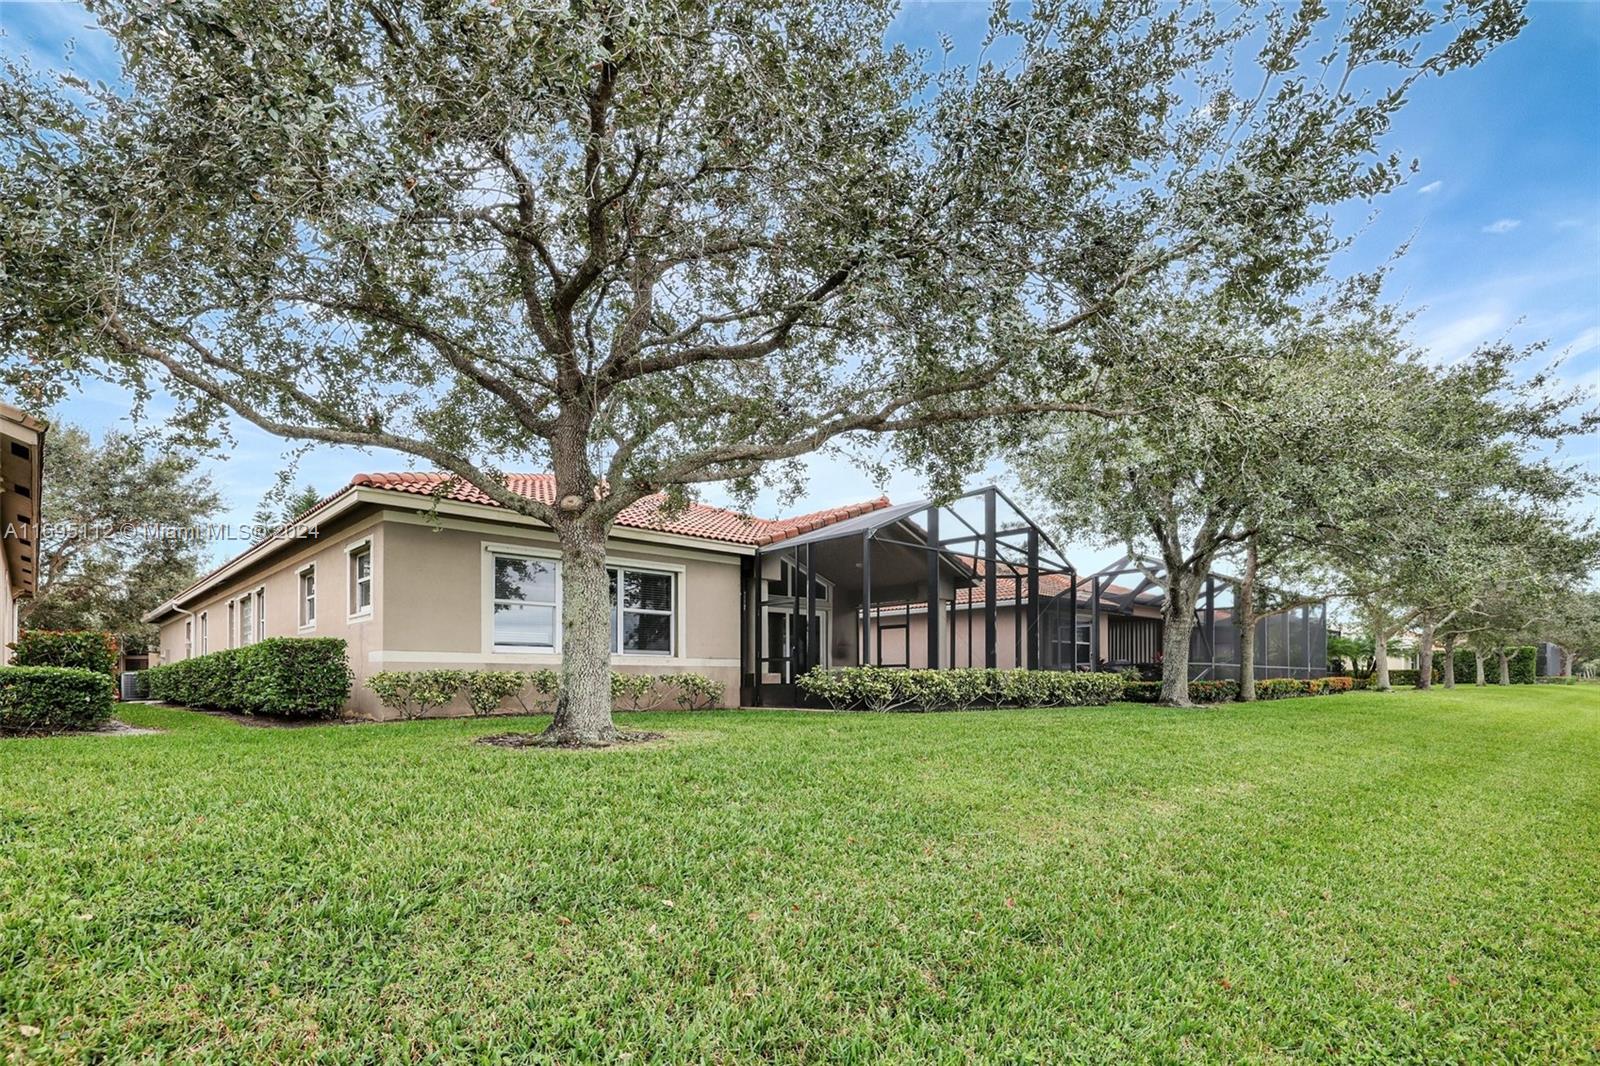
<box><xmin>3</xmin><ymin>688</ymin><xmax>1598</xmax><ymax>1063</ymax></box>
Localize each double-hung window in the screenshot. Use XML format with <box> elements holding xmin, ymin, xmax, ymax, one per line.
<box><xmin>238</xmin><ymin>594</ymin><xmax>254</xmax><ymax>647</ymax></box>
<box><xmin>491</xmin><ymin>554</ymin><xmax>559</xmax><ymax>650</ymax></box>
<box><xmin>349</xmin><ymin>544</ymin><xmax>372</xmax><ymax>618</ymax></box>
<box><xmin>199</xmin><ymin>612</ymin><xmax>208</xmax><ymax>654</ymax></box>
<box><xmin>184</xmin><ymin>619</ymin><xmax>193</xmax><ymax>659</ymax></box>
<box><xmin>610</xmin><ymin>567</ymin><xmax>674</xmax><ymax>655</ymax></box>
<box><xmin>254</xmin><ymin>589</ymin><xmax>265</xmax><ymax>643</ymax></box>
<box><xmin>299</xmin><ymin>566</ymin><xmax>316</xmax><ymax>629</ymax></box>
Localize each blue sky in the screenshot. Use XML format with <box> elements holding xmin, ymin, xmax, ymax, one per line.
<box><xmin>3</xmin><ymin>0</ymin><xmax>1598</xmax><ymax>574</ymax></box>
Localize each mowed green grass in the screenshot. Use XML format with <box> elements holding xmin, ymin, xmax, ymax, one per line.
<box><xmin>3</xmin><ymin>689</ymin><xmax>1598</xmax><ymax>1063</ymax></box>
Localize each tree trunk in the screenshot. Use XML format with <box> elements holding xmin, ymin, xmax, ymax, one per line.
<box><xmin>1373</xmin><ymin>622</ymin><xmax>1392</xmax><ymax>692</ymax></box>
<box><xmin>1497</xmin><ymin>649</ymin><xmax>1510</xmax><ymax>686</ymax></box>
<box><xmin>1474</xmin><ymin>651</ymin><xmax>1485</xmax><ymax>686</ymax></box>
<box><xmin>1158</xmin><ymin>570</ymin><xmax>1201</xmax><ymax>706</ymax></box>
<box><xmin>1416</xmin><ymin>619</ymin><xmax>1435</xmax><ymax>691</ymax></box>
<box><xmin>1236</xmin><ymin>539</ymin><xmax>1257</xmax><ymax>702</ymax></box>
<box><xmin>541</xmin><ymin>517</ymin><xmax>620</xmax><ymax>746</ymax></box>
<box><xmin>1560</xmin><ymin>646</ymin><xmax>1574</xmax><ymax>679</ymax></box>
<box><xmin>1442</xmin><ymin>633</ymin><xmax>1457</xmax><ymax>689</ymax></box>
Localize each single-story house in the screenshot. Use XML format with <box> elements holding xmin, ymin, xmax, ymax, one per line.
<box><xmin>0</xmin><ymin>403</ymin><xmax>46</xmax><ymax>664</ymax></box>
<box><xmin>147</xmin><ymin>472</ymin><xmax>900</xmax><ymax>716</ymax></box>
<box><xmin>146</xmin><ymin>476</ymin><xmax>1324</xmax><ymax>717</ymax></box>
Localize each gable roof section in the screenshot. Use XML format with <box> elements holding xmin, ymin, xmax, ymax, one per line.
<box><xmin>351</xmin><ymin>472</ymin><xmax>889</xmax><ymax>547</ymax></box>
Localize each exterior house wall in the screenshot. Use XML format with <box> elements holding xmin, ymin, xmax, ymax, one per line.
<box><xmin>156</xmin><ymin>515</ymin><xmax>388</xmax><ymax>711</ymax></box>
<box><xmin>370</xmin><ymin>517</ymin><xmax>742</xmax><ymax>719</ymax></box>
<box><xmin>156</xmin><ymin>505</ymin><xmax>745</xmax><ymax>719</ymax></box>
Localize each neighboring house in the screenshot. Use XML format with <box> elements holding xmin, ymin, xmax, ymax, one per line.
<box><xmin>0</xmin><ymin>403</ymin><xmax>46</xmax><ymax>665</ymax></box>
<box><xmin>145</xmin><ymin>476</ymin><xmax>1327</xmax><ymax>717</ymax></box>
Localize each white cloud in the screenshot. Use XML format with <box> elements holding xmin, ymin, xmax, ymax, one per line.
<box><xmin>1481</xmin><ymin>218</ymin><xmax>1522</xmax><ymax>234</ymax></box>
<box><xmin>1418</xmin><ymin>180</ymin><xmax>1443</xmax><ymax>195</ymax></box>
<box><xmin>1563</xmin><ymin>326</ymin><xmax>1600</xmax><ymax>359</ymax></box>
<box><xmin>1416</xmin><ymin>310</ymin><xmax>1506</xmax><ymax>362</ymax></box>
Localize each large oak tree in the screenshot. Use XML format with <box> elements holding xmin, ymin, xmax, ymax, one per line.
<box><xmin>1</xmin><ymin>0</ymin><xmax>1525</xmax><ymax>740</ymax></box>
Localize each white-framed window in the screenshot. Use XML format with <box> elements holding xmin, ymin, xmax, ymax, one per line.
<box><xmin>254</xmin><ymin>588</ymin><xmax>265</xmax><ymax>643</ymax></box>
<box><xmin>238</xmin><ymin>593</ymin><xmax>253</xmax><ymax>647</ymax></box>
<box><xmin>348</xmin><ymin>541</ymin><xmax>373</xmax><ymax>619</ymax></box>
<box><xmin>491</xmin><ymin>552</ymin><xmax>559</xmax><ymax>651</ymax></box>
<box><xmin>199</xmin><ymin>611</ymin><xmax>209</xmax><ymax>654</ymax></box>
<box><xmin>610</xmin><ymin>566</ymin><xmax>675</xmax><ymax>655</ymax></box>
<box><xmin>228</xmin><ymin>601</ymin><xmax>235</xmax><ymax>649</ymax></box>
<box><xmin>299</xmin><ymin>565</ymin><xmax>317</xmax><ymax>629</ymax></box>
<box><xmin>184</xmin><ymin>619</ymin><xmax>193</xmax><ymax>659</ymax></box>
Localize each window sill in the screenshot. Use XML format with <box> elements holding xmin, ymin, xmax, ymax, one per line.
<box><xmin>347</xmin><ymin>611</ymin><xmax>373</xmax><ymax>624</ymax></box>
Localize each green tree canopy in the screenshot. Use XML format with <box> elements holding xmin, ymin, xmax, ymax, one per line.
<box><xmin>23</xmin><ymin>423</ymin><xmax>222</xmax><ymax>652</ymax></box>
<box><xmin>0</xmin><ymin>0</ymin><xmax>1526</xmax><ymax>741</ymax></box>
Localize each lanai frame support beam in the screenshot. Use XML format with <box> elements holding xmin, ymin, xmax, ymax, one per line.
<box><xmin>984</xmin><ymin>488</ymin><xmax>998</xmax><ymax>669</ymax></box>
<box><xmin>1026</xmin><ymin>529</ymin><xmax>1040</xmax><ymax>670</ymax></box>
<box><xmin>805</xmin><ymin>541</ymin><xmax>817</xmax><ymax>678</ymax></box>
<box><xmin>925</xmin><ymin>506</ymin><xmax>941</xmax><ymax>669</ymax></box>
<box><xmin>860</xmin><ymin>532</ymin><xmax>873</xmax><ymax>667</ymax></box>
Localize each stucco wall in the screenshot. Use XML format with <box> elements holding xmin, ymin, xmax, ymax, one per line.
<box><xmin>368</xmin><ymin>517</ymin><xmax>743</xmax><ymax>718</ymax></box>
<box><xmin>156</xmin><ymin>516</ymin><xmax>388</xmax><ymax>710</ymax></box>
<box><xmin>156</xmin><ymin>507</ymin><xmax>746</xmax><ymax>719</ymax></box>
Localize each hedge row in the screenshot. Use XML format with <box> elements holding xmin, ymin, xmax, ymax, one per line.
<box><xmin>796</xmin><ymin>666</ymin><xmax>1125</xmax><ymax>712</ymax></box>
<box><xmin>0</xmin><ymin>666</ymin><xmax>115</xmax><ymax>733</ymax></box>
<box><xmin>145</xmin><ymin>638</ymin><xmax>352</xmax><ymax>718</ymax></box>
<box><xmin>1122</xmin><ymin>680</ymin><xmax>1240</xmax><ymax>704</ymax></box>
<box><xmin>1383</xmin><ymin>646</ymin><xmax>1537</xmax><ymax>687</ymax></box>
<box><xmin>1124</xmin><ymin>676</ymin><xmax>1353</xmax><ymax>703</ymax></box>
<box><xmin>365</xmin><ymin>669</ymin><xmax>726</xmax><ymax>719</ymax></box>
<box><xmin>11</xmin><ymin>630</ymin><xmax>118</xmax><ymax>677</ymax></box>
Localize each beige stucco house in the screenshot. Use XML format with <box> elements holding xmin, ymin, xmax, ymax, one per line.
<box><xmin>146</xmin><ymin>473</ymin><xmax>888</xmax><ymax>717</ymax></box>
<box><xmin>0</xmin><ymin>403</ymin><xmax>46</xmax><ymax>663</ymax></box>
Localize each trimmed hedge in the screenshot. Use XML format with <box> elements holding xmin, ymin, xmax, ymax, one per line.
<box><xmin>796</xmin><ymin>666</ymin><xmax>1124</xmax><ymax>712</ymax></box>
<box><xmin>365</xmin><ymin>669</ymin><xmax>727</xmax><ymax>718</ymax></box>
<box><xmin>1121</xmin><ymin>679</ymin><xmax>1239</xmax><ymax>704</ymax></box>
<box><xmin>0</xmin><ymin>666</ymin><xmax>115</xmax><ymax>733</ymax></box>
<box><xmin>12</xmin><ymin>630</ymin><xmax>118</xmax><ymax>677</ymax></box>
<box><xmin>145</xmin><ymin>638</ymin><xmax>352</xmax><ymax>718</ymax></box>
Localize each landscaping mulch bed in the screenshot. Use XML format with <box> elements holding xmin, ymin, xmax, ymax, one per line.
<box><xmin>181</xmin><ymin>706</ymin><xmax>366</xmax><ymax>730</ymax></box>
<box><xmin>476</xmin><ymin>729</ymin><xmax>665</xmax><ymax>750</ymax></box>
<box><xmin>1</xmin><ymin>718</ymin><xmax>163</xmax><ymax>740</ymax></box>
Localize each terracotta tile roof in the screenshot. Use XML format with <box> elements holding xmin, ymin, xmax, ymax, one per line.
<box><xmin>350</xmin><ymin>472</ymin><xmax>891</xmax><ymax>547</ymax></box>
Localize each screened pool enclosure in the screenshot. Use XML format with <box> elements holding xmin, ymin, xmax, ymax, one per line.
<box><xmin>739</xmin><ymin>490</ymin><xmax>1328</xmax><ymax>706</ymax></box>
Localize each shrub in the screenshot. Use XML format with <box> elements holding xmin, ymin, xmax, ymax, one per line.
<box><xmin>239</xmin><ymin>639</ymin><xmax>354</xmax><ymax>717</ymax></box>
<box><xmin>1323</xmin><ymin>676</ymin><xmax>1354</xmax><ymax>694</ymax></box>
<box><xmin>12</xmin><ymin>630</ymin><xmax>117</xmax><ymax>677</ymax></box>
<box><xmin>518</xmin><ymin>669</ymin><xmax>559</xmax><ymax>713</ymax></box>
<box><xmin>611</xmin><ymin>672</ymin><xmax>657</xmax><ymax>711</ymax></box>
<box><xmin>146</xmin><ymin>639</ymin><xmax>351</xmax><ymax>717</ymax></box>
<box><xmin>665</xmin><ymin>673</ymin><xmax>724</xmax><ymax>710</ymax></box>
<box><xmin>1117</xmin><ymin>679</ymin><xmax>1234</xmax><ymax>704</ymax></box>
<box><xmin>464</xmin><ymin>671</ymin><xmax>529</xmax><ymax>716</ymax></box>
<box><xmin>367</xmin><ymin>669</ymin><xmax>467</xmax><ymax>719</ymax></box>
<box><xmin>1189</xmin><ymin>680</ymin><xmax>1239</xmax><ymax>703</ymax></box>
<box><xmin>1254</xmin><ymin>678</ymin><xmax>1308</xmax><ymax>700</ymax></box>
<box><xmin>1120</xmin><ymin>680</ymin><xmax>1160</xmax><ymax>703</ymax></box>
<box><xmin>796</xmin><ymin>666</ymin><xmax>1123</xmax><ymax>712</ymax></box>
<box><xmin>1387</xmin><ymin>669</ymin><xmax>1420</xmax><ymax>688</ymax></box>
<box><xmin>0</xmin><ymin>666</ymin><xmax>115</xmax><ymax>733</ymax></box>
